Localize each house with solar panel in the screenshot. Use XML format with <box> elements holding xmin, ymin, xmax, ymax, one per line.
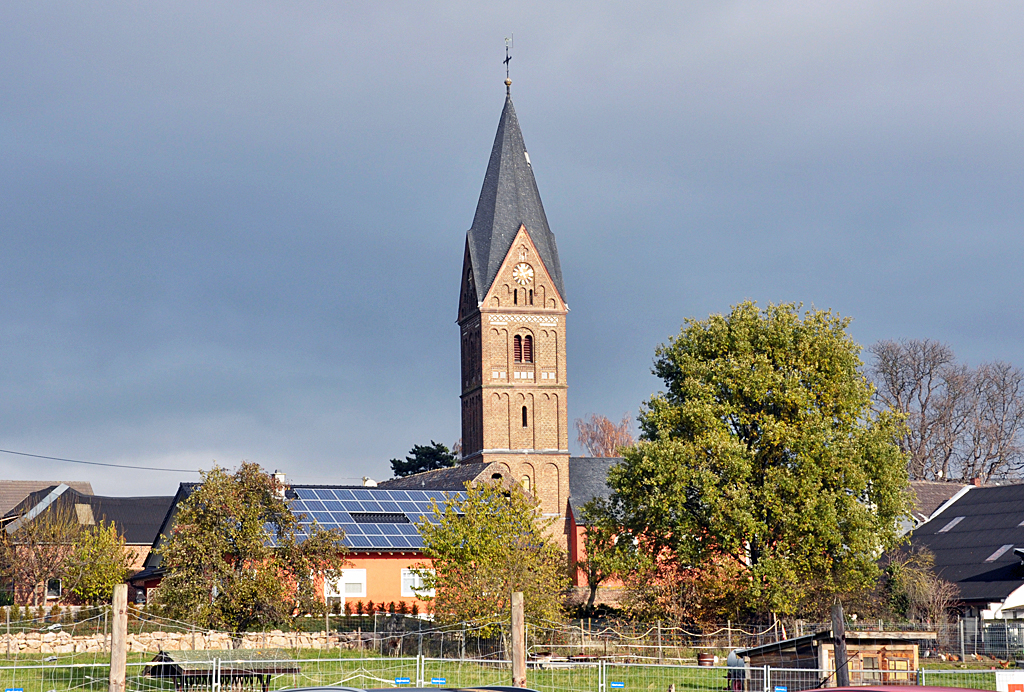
<box><xmin>130</xmin><ymin>477</ymin><xmax>464</xmax><ymax>609</ymax></box>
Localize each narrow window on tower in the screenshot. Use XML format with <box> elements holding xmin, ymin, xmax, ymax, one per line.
<box><xmin>523</xmin><ymin>335</ymin><xmax>533</xmax><ymax>363</ymax></box>
<box><xmin>513</xmin><ymin>289</ymin><xmax>518</xmax><ymax>305</ymax></box>
<box><xmin>514</xmin><ymin>335</ymin><xmax>522</xmax><ymax>363</ymax></box>
<box><xmin>522</xmin><ymin>405</ymin><xmax>528</xmax><ymax>427</ymax></box>
<box><xmin>529</xmin><ymin>289</ymin><xmax>533</xmax><ymax>305</ymax></box>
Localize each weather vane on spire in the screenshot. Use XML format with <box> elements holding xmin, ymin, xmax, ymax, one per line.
<box><xmin>504</xmin><ymin>34</ymin><xmax>513</xmax><ymax>91</ymax></box>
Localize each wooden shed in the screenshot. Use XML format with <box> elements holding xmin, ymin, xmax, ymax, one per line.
<box><xmin>734</xmin><ymin>629</ymin><xmax>936</xmax><ymax>690</ymax></box>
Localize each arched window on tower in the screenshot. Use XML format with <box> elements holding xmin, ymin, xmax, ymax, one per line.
<box><xmin>523</xmin><ymin>335</ymin><xmax>533</xmax><ymax>363</ymax></box>
<box><xmin>522</xmin><ymin>405</ymin><xmax>528</xmax><ymax>428</ymax></box>
<box><xmin>514</xmin><ymin>335</ymin><xmax>522</xmax><ymax>363</ymax></box>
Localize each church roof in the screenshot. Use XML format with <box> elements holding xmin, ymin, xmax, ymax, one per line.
<box><xmin>467</xmin><ymin>92</ymin><xmax>565</xmax><ymax>302</ymax></box>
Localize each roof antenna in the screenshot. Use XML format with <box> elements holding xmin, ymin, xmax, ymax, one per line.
<box><xmin>504</xmin><ymin>34</ymin><xmax>513</xmax><ymax>92</ymax></box>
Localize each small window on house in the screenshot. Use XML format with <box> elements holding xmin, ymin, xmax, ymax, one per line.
<box><xmin>46</xmin><ymin>579</ymin><xmax>61</xmax><ymax>600</ymax></box>
<box><xmin>862</xmin><ymin>656</ymin><xmax>880</xmax><ymax>683</ymax></box>
<box><xmin>491</xmin><ymin>473</ymin><xmax>503</xmax><ymax>480</ymax></box>
<box><xmin>523</xmin><ymin>335</ymin><xmax>533</xmax><ymax>363</ymax></box>
<box><xmin>522</xmin><ymin>406</ymin><xmax>528</xmax><ymax>427</ymax></box>
<box><xmin>325</xmin><ymin>569</ymin><xmax>366</xmax><ymax>599</ymax></box>
<box><xmin>401</xmin><ymin>568</ymin><xmax>435</xmax><ymax>598</ymax></box>
<box><xmin>514</xmin><ymin>335</ymin><xmax>522</xmax><ymax>362</ymax></box>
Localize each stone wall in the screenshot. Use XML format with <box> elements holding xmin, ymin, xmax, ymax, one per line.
<box><xmin>0</xmin><ymin>629</ymin><xmax>377</xmax><ymax>655</ymax></box>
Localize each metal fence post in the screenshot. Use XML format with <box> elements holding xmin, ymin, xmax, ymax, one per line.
<box><xmin>959</xmin><ymin>618</ymin><xmax>965</xmax><ymax>662</ymax></box>
<box><xmin>763</xmin><ymin>664</ymin><xmax>770</xmax><ymax>692</ymax></box>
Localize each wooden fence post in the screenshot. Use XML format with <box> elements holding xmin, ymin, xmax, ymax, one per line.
<box><xmin>511</xmin><ymin>592</ymin><xmax>526</xmax><ymax>688</ymax></box>
<box><xmin>109</xmin><ymin>584</ymin><xmax>128</xmax><ymax>692</ymax></box>
<box><xmin>831</xmin><ymin>601</ymin><xmax>850</xmax><ymax>688</ymax></box>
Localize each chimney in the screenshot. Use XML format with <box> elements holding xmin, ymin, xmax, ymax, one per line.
<box><xmin>362</xmin><ymin>476</ymin><xmax>378</xmax><ymax>487</ymax></box>
<box><xmin>272</xmin><ymin>470</ymin><xmax>288</xmax><ymax>498</ymax></box>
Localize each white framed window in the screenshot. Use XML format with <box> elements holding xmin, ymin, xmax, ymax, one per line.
<box><xmin>325</xmin><ymin>569</ymin><xmax>366</xmax><ymax>599</ymax></box>
<box><xmin>401</xmin><ymin>569</ymin><xmax>434</xmax><ymax>599</ymax></box>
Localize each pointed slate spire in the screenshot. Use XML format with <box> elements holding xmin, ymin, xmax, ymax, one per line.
<box><xmin>466</xmin><ymin>92</ymin><xmax>565</xmax><ymax>302</ymax></box>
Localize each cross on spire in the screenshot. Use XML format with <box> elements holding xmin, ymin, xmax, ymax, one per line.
<box><xmin>504</xmin><ymin>35</ymin><xmax>513</xmax><ymax>91</ymax></box>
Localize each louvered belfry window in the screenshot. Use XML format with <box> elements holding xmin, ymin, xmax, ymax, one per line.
<box><xmin>514</xmin><ymin>335</ymin><xmax>523</xmax><ymax>362</ymax></box>
<box><xmin>523</xmin><ymin>335</ymin><xmax>533</xmax><ymax>363</ymax></box>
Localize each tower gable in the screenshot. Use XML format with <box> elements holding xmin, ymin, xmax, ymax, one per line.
<box><xmin>480</xmin><ymin>225</ymin><xmax>566</xmax><ymax>312</ymax></box>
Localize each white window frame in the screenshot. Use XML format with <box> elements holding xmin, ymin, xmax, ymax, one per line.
<box><xmin>401</xmin><ymin>568</ymin><xmax>435</xmax><ymax>599</ymax></box>
<box><xmin>325</xmin><ymin>568</ymin><xmax>366</xmax><ymax>601</ymax></box>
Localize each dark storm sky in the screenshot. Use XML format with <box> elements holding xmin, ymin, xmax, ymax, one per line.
<box><xmin>2</xmin><ymin>2</ymin><xmax>1022</xmax><ymax>495</ymax></box>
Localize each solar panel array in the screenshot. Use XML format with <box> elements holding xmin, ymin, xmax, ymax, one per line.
<box><xmin>289</xmin><ymin>486</ymin><xmax>462</xmax><ymax>551</ymax></box>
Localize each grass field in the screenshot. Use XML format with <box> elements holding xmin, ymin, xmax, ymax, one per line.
<box><xmin>0</xmin><ymin>652</ymin><xmax>1003</xmax><ymax>692</ymax></box>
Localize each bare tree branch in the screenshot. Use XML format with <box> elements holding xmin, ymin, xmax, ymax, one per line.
<box><xmin>870</xmin><ymin>340</ymin><xmax>1024</xmax><ymax>483</ymax></box>
<box><xmin>575</xmin><ymin>413</ymin><xmax>635</xmax><ymax>457</ymax></box>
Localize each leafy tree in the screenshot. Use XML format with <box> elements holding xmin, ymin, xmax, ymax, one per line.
<box><xmin>605</xmin><ymin>302</ymin><xmax>911</xmax><ymax>617</ymax></box>
<box><xmin>416</xmin><ymin>481</ymin><xmax>568</xmax><ymax>626</ymax></box>
<box><xmin>390</xmin><ymin>441</ymin><xmax>458</xmax><ymax>477</ymax></box>
<box><xmin>575</xmin><ymin>501</ymin><xmax>640</xmax><ymax>613</ymax></box>
<box><xmin>152</xmin><ymin>462</ymin><xmax>348</xmax><ymax>632</ymax></box>
<box><xmin>65</xmin><ymin>522</ymin><xmax>134</xmax><ymax>605</ymax></box>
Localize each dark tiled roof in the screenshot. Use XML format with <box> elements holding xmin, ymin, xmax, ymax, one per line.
<box><xmin>909</xmin><ymin>480</ymin><xmax>969</xmax><ymax>523</ymax></box>
<box><xmin>466</xmin><ymin>93</ymin><xmax>565</xmax><ymax>302</ymax></box>
<box><xmin>567</xmin><ymin>457</ymin><xmax>621</xmax><ymax>524</ymax></box>
<box><xmin>142</xmin><ymin>482</ymin><xmax>198</xmax><ymax>569</ymax></box>
<box><xmin>0</xmin><ymin>480</ymin><xmax>93</xmax><ymax>516</ymax></box>
<box><xmin>908</xmin><ymin>484</ymin><xmax>1024</xmax><ymax>603</ymax></box>
<box><xmin>377</xmin><ymin>463</ymin><xmax>498</xmax><ymax>490</ymax></box>
<box><xmin>4</xmin><ymin>486</ymin><xmax>174</xmax><ymax>545</ymax></box>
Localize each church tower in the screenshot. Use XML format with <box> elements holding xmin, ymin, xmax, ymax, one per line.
<box><xmin>458</xmin><ymin>85</ymin><xmax>569</xmax><ymax>517</ymax></box>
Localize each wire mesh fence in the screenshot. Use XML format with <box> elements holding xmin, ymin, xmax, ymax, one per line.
<box><xmin>0</xmin><ymin>656</ymin><xmax>1013</xmax><ymax>692</ymax></box>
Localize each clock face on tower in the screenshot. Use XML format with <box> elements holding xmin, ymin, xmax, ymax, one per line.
<box><xmin>512</xmin><ymin>263</ymin><xmax>534</xmax><ymax>286</ymax></box>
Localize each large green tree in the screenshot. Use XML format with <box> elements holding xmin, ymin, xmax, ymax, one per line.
<box><xmin>153</xmin><ymin>463</ymin><xmax>347</xmax><ymax>632</ymax></box>
<box><xmin>416</xmin><ymin>481</ymin><xmax>568</xmax><ymax>626</ymax></box>
<box><xmin>605</xmin><ymin>302</ymin><xmax>911</xmax><ymax>616</ymax></box>
<box><xmin>390</xmin><ymin>441</ymin><xmax>458</xmax><ymax>478</ymax></box>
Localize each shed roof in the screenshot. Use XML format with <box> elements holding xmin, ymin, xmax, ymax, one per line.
<box><xmin>738</xmin><ymin>630</ymin><xmax>936</xmax><ymax>658</ymax></box>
